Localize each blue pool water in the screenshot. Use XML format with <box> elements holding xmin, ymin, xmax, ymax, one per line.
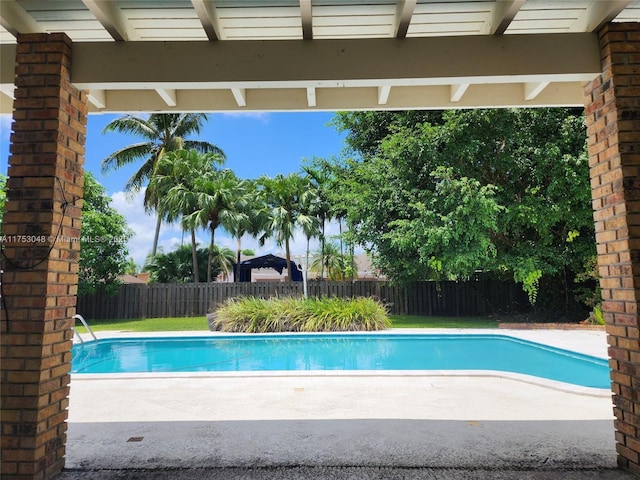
<box><xmin>71</xmin><ymin>334</ymin><xmax>610</xmax><ymax>388</ymax></box>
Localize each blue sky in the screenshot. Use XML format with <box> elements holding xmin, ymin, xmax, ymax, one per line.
<box><xmin>0</xmin><ymin>111</ymin><xmax>347</xmax><ymax>268</ymax></box>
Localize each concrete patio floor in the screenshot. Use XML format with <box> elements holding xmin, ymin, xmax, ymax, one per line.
<box><xmin>58</xmin><ymin>329</ymin><xmax>635</xmax><ymax>479</ymax></box>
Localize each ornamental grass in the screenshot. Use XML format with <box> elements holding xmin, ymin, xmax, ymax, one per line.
<box><xmin>211</xmin><ymin>296</ymin><xmax>390</xmax><ymax>333</ymax></box>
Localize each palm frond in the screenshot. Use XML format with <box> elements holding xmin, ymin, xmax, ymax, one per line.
<box><xmin>101</xmin><ymin>142</ymin><xmax>154</xmax><ymax>174</ymax></box>
<box><xmin>102</xmin><ymin>115</ymin><xmax>158</xmax><ymax>139</ymax></box>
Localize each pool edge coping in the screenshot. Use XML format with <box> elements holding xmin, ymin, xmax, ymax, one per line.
<box><xmin>71</xmin><ymin>329</ymin><xmax>611</xmax><ymax>398</ymax></box>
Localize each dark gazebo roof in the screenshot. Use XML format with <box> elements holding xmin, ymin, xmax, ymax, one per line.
<box><xmin>236</xmin><ymin>254</ymin><xmax>302</xmax><ymax>282</ymax></box>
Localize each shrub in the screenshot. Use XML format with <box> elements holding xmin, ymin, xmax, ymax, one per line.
<box><xmin>212</xmin><ymin>296</ymin><xmax>390</xmax><ymax>332</ymax></box>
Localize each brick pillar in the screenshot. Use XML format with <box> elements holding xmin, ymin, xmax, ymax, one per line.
<box><xmin>584</xmin><ymin>22</ymin><xmax>640</xmax><ymax>474</ymax></box>
<box><xmin>0</xmin><ymin>33</ymin><xmax>87</xmax><ymax>480</ymax></box>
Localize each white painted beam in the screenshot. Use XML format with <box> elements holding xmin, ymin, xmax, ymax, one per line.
<box><xmin>87</xmin><ymin>89</ymin><xmax>106</xmax><ymax>109</ymax></box>
<box><xmin>568</xmin><ymin>1</ymin><xmax>631</xmax><ymax>33</ymax></box>
<box><xmin>81</xmin><ymin>0</ymin><xmax>138</xmax><ymax>41</ymax></box>
<box><xmin>0</xmin><ymin>0</ymin><xmax>44</xmax><ymax>37</ymax></box>
<box><xmin>231</xmin><ymin>88</ymin><xmax>246</xmax><ymax>107</ymax></box>
<box><xmin>300</xmin><ymin>0</ymin><xmax>313</xmax><ymax>40</ymax></box>
<box><xmin>67</xmin><ymin>34</ymin><xmax>601</xmax><ymax>90</ymax></box>
<box><xmin>79</xmin><ymin>83</ymin><xmax>588</xmax><ymax>115</ymax></box>
<box><xmin>306</xmin><ymin>87</ymin><xmax>316</xmax><ymax>107</ymax></box>
<box><xmin>524</xmin><ymin>81</ymin><xmax>550</xmax><ymax>101</ymax></box>
<box><xmin>393</xmin><ymin>0</ymin><xmax>416</xmax><ymax>38</ymax></box>
<box><xmin>450</xmin><ymin>83</ymin><xmax>469</xmax><ymax>102</ymax></box>
<box><xmin>192</xmin><ymin>0</ymin><xmax>223</xmax><ymax>41</ymax></box>
<box><xmin>155</xmin><ymin>89</ymin><xmax>177</xmax><ymax>107</ymax></box>
<box><xmin>378</xmin><ymin>85</ymin><xmax>391</xmax><ymax>105</ymax></box>
<box><xmin>481</xmin><ymin>0</ymin><xmax>525</xmax><ymax>35</ymax></box>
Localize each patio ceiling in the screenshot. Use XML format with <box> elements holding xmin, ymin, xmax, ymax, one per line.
<box><xmin>1</xmin><ymin>0</ymin><xmax>639</xmax><ymax>113</ymax></box>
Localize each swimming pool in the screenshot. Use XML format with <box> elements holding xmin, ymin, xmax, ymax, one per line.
<box><xmin>71</xmin><ymin>333</ymin><xmax>610</xmax><ymax>388</ymax></box>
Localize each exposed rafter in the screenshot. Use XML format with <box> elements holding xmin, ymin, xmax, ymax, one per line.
<box><xmin>524</xmin><ymin>81</ymin><xmax>550</xmax><ymax>101</ymax></box>
<box><xmin>0</xmin><ymin>0</ymin><xmax>43</xmax><ymax>37</ymax></box>
<box><xmin>378</xmin><ymin>85</ymin><xmax>391</xmax><ymax>105</ymax></box>
<box><xmin>87</xmin><ymin>89</ymin><xmax>106</xmax><ymax>109</ymax></box>
<box><xmin>300</xmin><ymin>0</ymin><xmax>313</xmax><ymax>40</ymax></box>
<box><xmin>568</xmin><ymin>0</ymin><xmax>632</xmax><ymax>33</ymax></box>
<box><xmin>393</xmin><ymin>0</ymin><xmax>416</xmax><ymax>38</ymax></box>
<box><xmin>192</xmin><ymin>0</ymin><xmax>223</xmax><ymax>41</ymax></box>
<box><xmin>481</xmin><ymin>0</ymin><xmax>525</xmax><ymax>35</ymax></box>
<box><xmin>0</xmin><ymin>83</ymin><xmax>15</xmax><ymax>99</ymax></box>
<box><xmin>450</xmin><ymin>83</ymin><xmax>470</xmax><ymax>102</ymax></box>
<box><xmin>156</xmin><ymin>89</ymin><xmax>177</xmax><ymax>107</ymax></box>
<box><xmin>231</xmin><ymin>88</ymin><xmax>246</xmax><ymax>107</ymax></box>
<box><xmin>306</xmin><ymin>87</ymin><xmax>316</xmax><ymax>107</ymax></box>
<box><xmin>81</xmin><ymin>0</ymin><xmax>138</xmax><ymax>42</ymax></box>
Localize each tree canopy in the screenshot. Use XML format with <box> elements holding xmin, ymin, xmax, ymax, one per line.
<box><xmin>330</xmin><ymin>109</ymin><xmax>595</xmax><ymax>307</ymax></box>
<box><xmin>101</xmin><ymin>113</ymin><xmax>224</xmax><ymax>258</ymax></box>
<box><xmin>79</xmin><ymin>172</ymin><xmax>134</xmax><ymax>295</ymax></box>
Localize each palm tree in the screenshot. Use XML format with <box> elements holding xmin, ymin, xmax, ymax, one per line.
<box><xmin>225</xmin><ymin>180</ymin><xmax>270</xmax><ymax>282</ymax></box>
<box><xmin>184</xmin><ymin>169</ymin><xmax>244</xmax><ymax>282</ymax></box>
<box><xmin>208</xmin><ymin>245</ymin><xmax>236</xmax><ymax>281</ymax></box>
<box><xmin>101</xmin><ymin>113</ymin><xmax>224</xmax><ymax>258</ymax></box>
<box><xmin>150</xmin><ymin>149</ymin><xmax>224</xmax><ymax>283</ymax></box>
<box><xmin>302</xmin><ymin>158</ymin><xmax>333</xmax><ymax>279</ymax></box>
<box><xmin>258</xmin><ymin>173</ymin><xmax>315</xmax><ymax>277</ymax></box>
<box><xmin>310</xmin><ymin>241</ymin><xmax>347</xmax><ymax>280</ymax></box>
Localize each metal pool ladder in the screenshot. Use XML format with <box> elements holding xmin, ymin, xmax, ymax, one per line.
<box><xmin>73</xmin><ymin>314</ymin><xmax>98</xmax><ymax>344</ymax></box>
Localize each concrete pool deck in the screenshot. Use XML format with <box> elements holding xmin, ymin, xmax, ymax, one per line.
<box><xmin>60</xmin><ymin>329</ymin><xmax>634</xmax><ymax>479</ymax></box>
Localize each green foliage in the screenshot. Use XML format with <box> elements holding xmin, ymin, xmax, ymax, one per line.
<box><xmin>588</xmin><ymin>304</ymin><xmax>606</xmax><ymax>325</ymax></box>
<box><xmin>0</xmin><ymin>174</ymin><xmax>6</xmax><ymax>227</ymax></box>
<box><xmin>330</xmin><ymin>108</ymin><xmax>595</xmax><ymax>307</ymax></box>
<box><xmin>310</xmin><ymin>241</ymin><xmax>350</xmax><ymax>280</ymax></box>
<box><xmin>79</xmin><ymin>173</ymin><xmax>133</xmax><ymax>295</ymax></box>
<box><xmin>143</xmin><ymin>243</ymin><xmax>234</xmax><ymax>283</ymax></box>
<box><xmin>257</xmin><ymin>173</ymin><xmax>318</xmax><ymax>270</ymax></box>
<box><xmin>101</xmin><ymin>114</ymin><xmax>223</xmax><ymax>258</ymax></box>
<box><xmin>242</xmin><ymin>249</ymin><xmax>255</xmax><ymax>256</ymax></box>
<box><xmin>124</xmin><ymin>257</ymin><xmax>138</xmax><ymax>275</ymax></box>
<box><xmin>513</xmin><ymin>267</ymin><xmax>543</xmax><ymax>305</ymax></box>
<box><xmin>212</xmin><ymin>296</ymin><xmax>390</xmax><ymax>332</ymax></box>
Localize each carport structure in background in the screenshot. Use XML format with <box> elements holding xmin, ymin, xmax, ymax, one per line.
<box><xmin>1</xmin><ymin>1</ymin><xmax>640</xmax><ymax>479</ymax></box>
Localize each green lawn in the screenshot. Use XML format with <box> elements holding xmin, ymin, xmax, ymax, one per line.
<box><xmin>390</xmin><ymin>315</ymin><xmax>498</xmax><ymax>329</ymax></box>
<box><xmin>74</xmin><ymin>314</ymin><xmax>498</xmax><ymax>333</ymax></box>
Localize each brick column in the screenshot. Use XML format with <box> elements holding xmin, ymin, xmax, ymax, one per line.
<box><xmin>0</xmin><ymin>33</ymin><xmax>87</xmax><ymax>479</ymax></box>
<box><xmin>584</xmin><ymin>23</ymin><xmax>640</xmax><ymax>473</ymax></box>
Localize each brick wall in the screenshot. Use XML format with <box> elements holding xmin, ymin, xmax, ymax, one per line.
<box><xmin>583</xmin><ymin>23</ymin><xmax>640</xmax><ymax>473</ymax></box>
<box><xmin>0</xmin><ymin>33</ymin><xmax>87</xmax><ymax>480</ymax></box>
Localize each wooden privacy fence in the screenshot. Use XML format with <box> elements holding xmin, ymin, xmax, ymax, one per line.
<box><xmin>77</xmin><ymin>279</ymin><xmax>528</xmax><ymax>320</ymax></box>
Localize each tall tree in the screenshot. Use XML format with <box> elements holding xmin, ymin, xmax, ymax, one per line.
<box><xmin>150</xmin><ymin>149</ymin><xmax>224</xmax><ymax>283</ymax></box>
<box><xmin>184</xmin><ymin>168</ymin><xmax>244</xmax><ymax>282</ymax></box>
<box><xmin>302</xmin><ymin>158</ymin><xmax>334</xmax><ymax>280</ymax></box>
<box><xmin>257</xmin><ymin>173</ymin><xmax>317</xmax><ymax>277</ymax></box>
<box><xmin>331</xmin><ymin>108</ymin><xmax>594</xmax><ymax>307</ymax></box>
<box><xmin>224</xmin><ymin>180</ymin><xmax>269</xmax><ymax>282</ymax></box>
<box><xmin>310</xmin><ymin>241</ymin><xmax>347</xmax><ymax>281</ymax></box>
<box><xmin>79</xmin><ymin>173</ymin><xmax>133</xmax><ymax>295</ymax></box>
<box><xmin>101</xmin><ymin>113</ymin><xmax>224</xmax><ymax>258</ymax></box>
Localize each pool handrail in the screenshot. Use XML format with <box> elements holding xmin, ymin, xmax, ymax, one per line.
<box><xmin>73</xmin><ymin>314</ymin><xmax>98</xmax><ymax>344</ymax></box>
